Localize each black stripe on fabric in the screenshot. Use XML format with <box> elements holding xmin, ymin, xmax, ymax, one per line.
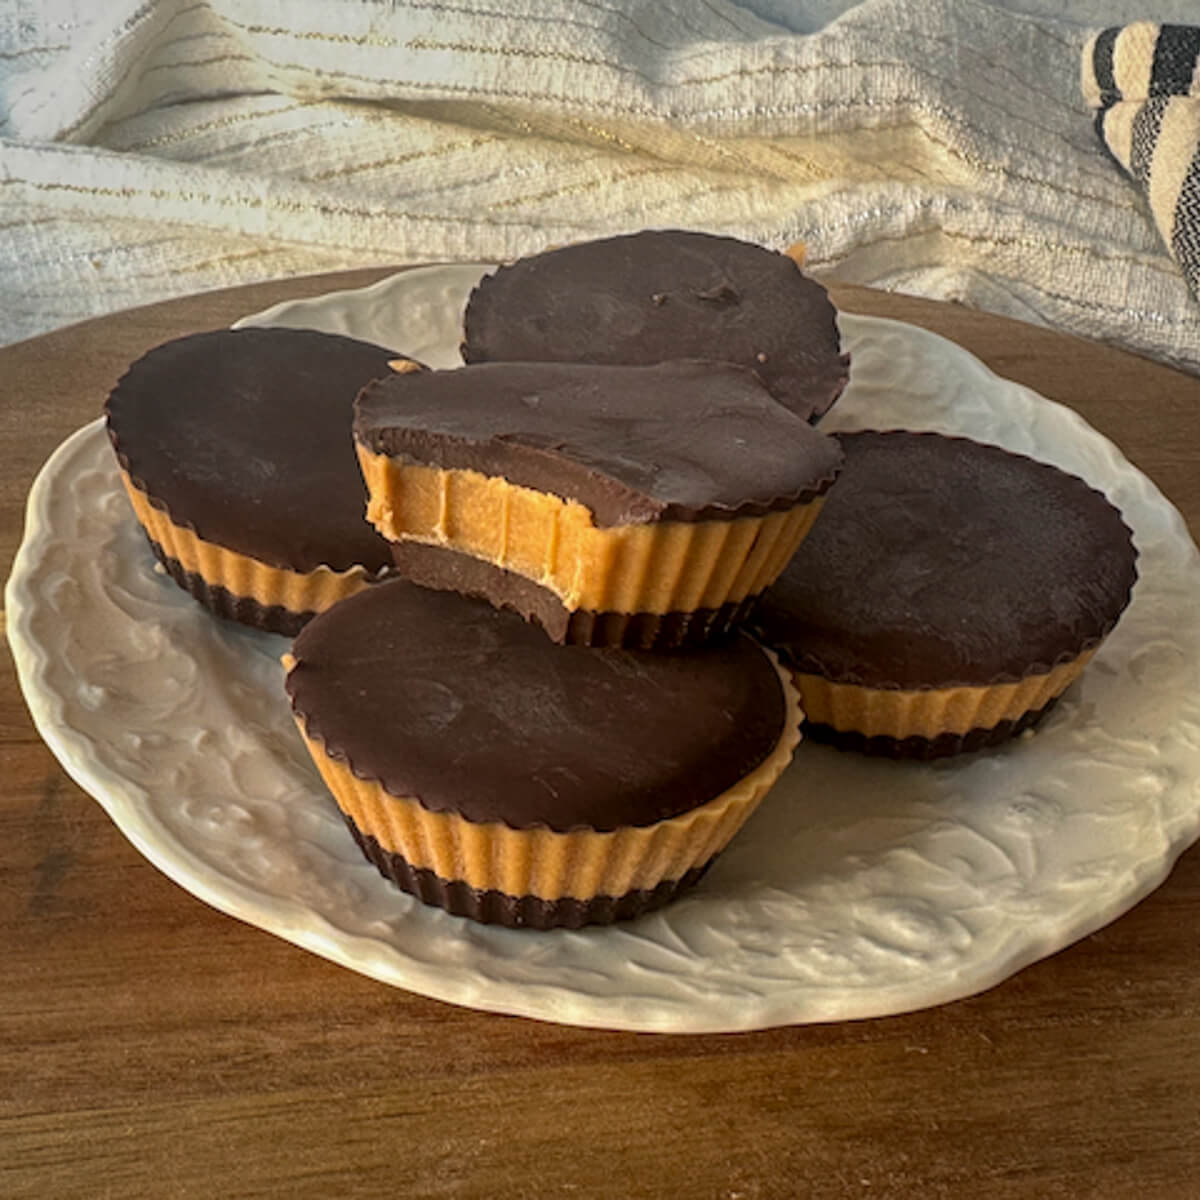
<box><xmin>1092</xmin><ymin>107</ymin><xmax>1124</xmax><ymax>170</ymax></box>
<box><xmin>1130</xmin><ymin>95</ymin><xmax>1169</xmax><ymax>186</ymax></box>
<box><xmin>1170</xmin><ymin>139</ymin><xmax>1200</xmax><ymax>300</ymax></box>
<box><xmin>1093</xmin><ymin>25</ymin><xmax>1120</xmax><ymax>102</ymax></box>
<box><xmin>1151</xmin><ymin>24</ymin><xmax>1200</xmax><ymax>96</ymax></box>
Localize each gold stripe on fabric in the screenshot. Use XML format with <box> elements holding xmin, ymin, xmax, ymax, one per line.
<box><xmin>223</xmin><ymin>19</ymin><xmax>400</xmax><ymax>46</ymax></box>
<box><xmin>852</xmin><ymin>109</ymin><xmax>1134</xmax><ymax>203</ymax></box>
<box><xmin>140</xmin><ymin>51</ymin><xmax>256</xmax><ymax>76</ymax></box>
<box><xmin>406</xmin><ymin>37</ymin><xmax>647</xmax><ymax>78</ymax></box>
<box><xmin>602</xmin><ymin>178</ymin><xmax>744</xmax><ymax>222</ymax></box>
<box><xmin>306</xmin><ymin>135</ymin><xmax>498</xmax><ymax>181</ymax></box>
<box><xmin>95</xmin><ymin>245</ymin><xmax>284</xmax><ymax>283</ymax></box>
<box><xmin>117</xmin><ymin>101</ymin><xmax>309</xmax><ymax>150</ymax></box>
<box><xmin>218</xmin><ymin>2</ymin><xmax>722</xmax><ymax>60</ymax></box>
<box><xmin>562</xmin><ymin>116</ymin><xmax>644</xmax><ymax>156</ymax></box>
<box><xmin>0</xmin><ymin>215</ymin><xmax>59</xmax><ymax>232</ymax></box>
<box><xmin>3</xmin><ymin>174</ymin><xmax>536</xmax><ymax>229</ymax></box>
<box><xmin>53</xmin><ymin>0</ymin><xmax>218</xmax><ymax>140</ymax></box>
<box><xmin>746</xmin><ymin>141</ymin><xmax>834</xmax><ymax>182</ymax></box>
<box><xmin>484</xmin><ymin>164</ymin><xmax>677</xmax><ymax>212</ymax></box>
<box><xmin>805</xmin><ymin>223</ymin><xmax>1181</xmax><ymax>279</ymax></box>
<box><xmin>189</xmin><ymin>118</ymin><xmax>364</xmax><ymax>161</ymax></box>
<box><xmin>1034</xmin><ymin>282</ymin><xmax>1200</xmax><ymax>326</ymax></box>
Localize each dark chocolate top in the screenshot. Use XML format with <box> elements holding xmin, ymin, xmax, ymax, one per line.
<box><xmin>106</xmin><ymin>327</ymin><xmax>415</xmax><ymax>573</ymax></box>
<box><xmin>751</xmin><ymin>431</ymin><xmax>1138</xmax><ymax>688</ymax></box>
<box><xmin>287</xmin><ymin>578</ymin><xmax>788</xmax><ymax>832</ymax></box>
<box><xmin>355</xmin><ymin>359</ymin><xmax>842</xmax><ymax>526</ymax></box>
<box><xmin>461</xmin><ymin>229</ymin><xmax>850</xmax><ymax>422</ymax></box>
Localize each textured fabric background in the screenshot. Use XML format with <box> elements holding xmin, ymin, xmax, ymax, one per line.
<box><xmin>2</xmin><ymin>0</ymin><xmax>1197</xmax><ymax>370</ymax></box>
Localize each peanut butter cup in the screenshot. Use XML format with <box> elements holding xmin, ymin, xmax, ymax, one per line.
<box><xmin>751</xmin><ymin>431</ymin><xmax>1138</xmax><ymax>757</ymax></box>
<box><xmin>354</xmin><ymin>358</ymin><xmax>842</xmax><ymax>648</ymax></box>
<box><xmin>461</xmin><ymin>229</ymin><xmax>850</xmax><ymax>422</ymax></box>
<box><xmin>284</xmin><ymin>578</ymin><xmax>802</xmax><ymax>928</ymax></box>
<box><xmin>105</xmin><ymin>327</ymin><xmax>422</xmax><ymax>634</ymax></box>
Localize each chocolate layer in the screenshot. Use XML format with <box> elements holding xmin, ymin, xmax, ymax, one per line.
<box><xmin>803</xmin><ymin>696</ymin><xmax>1059</xmax><ymax>759</ymax></box>
<box><xmin>461</xmin><ymin>229</ymin><xmax>850</xmax><ymax>422</ymax></box>
<box><xmin>148</xmin><ymin>541</ymin><xmax>314</xmax><ymax>636</ymax></box>
<box><xmin>752</xmin><ymin>431</ymin><xmax>1138</xmax><ymax>689</ymax></box>
<box><xmin>106</xmin><ymin>327</ymin><xmax>415</xmax><ymax>573</ymax></box>
<box><xmin>287</xmin><ymin>577</ymin><xmax>787</xmax><ymax>832</ymax></box>
<box><xmin>347</xmin><ymin>818</ymin><xmax>713</xmax><ymax>928</ymax></box>
<box><xmin>355</xmin><ymin>359</ymin><xmax>841</xmax><ymax>526</ymax></box>
<box><xmin>387</xmin><ymin>539</ymin><xmax>758</xmax><ymax>647</ymax></box>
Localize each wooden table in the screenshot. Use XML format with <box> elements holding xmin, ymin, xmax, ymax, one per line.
<box><xmin>4</xmin><ymin>271</ymin><xmax>1199</xmax><ymax>1199</ymax></box>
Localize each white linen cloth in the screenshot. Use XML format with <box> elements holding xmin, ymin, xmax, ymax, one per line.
<box><xmin>2</xmin><ymin>0</ymin><xmax>1197</xmax><ymax>371</ymax></box>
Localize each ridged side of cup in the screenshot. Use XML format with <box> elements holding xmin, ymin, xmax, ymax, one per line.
<box><xmin>358</xmin><ymin>449</ymin><xmax>822</xmax><ymax>621</ymax></box>
<box><xmin>793</xmin><ymin>651</ymin><xmax>1093</xmax><ymax>740</ymax></box>
<box><xmin>790</xmin><ymin>649</ymin><xmax>1094</xmax><ymax>758</ymax></box>
<box><xmin>118</xmin><ymin>468</ymin><xmax>374</xmax><ymax>630</ymax></box>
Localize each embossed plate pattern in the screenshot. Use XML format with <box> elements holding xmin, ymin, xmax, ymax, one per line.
<box><xmin>8</xmin><ymin>264</ymin><xmax>1200</xmax><ymax>1032</ymax></box>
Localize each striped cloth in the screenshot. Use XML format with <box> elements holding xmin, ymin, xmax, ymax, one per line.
<box><xmin>1084</xmin><ymin>23</ymin><xmax>1200</xmax><ymax>300</ymax></box>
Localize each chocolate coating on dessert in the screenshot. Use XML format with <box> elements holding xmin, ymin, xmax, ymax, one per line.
<box><xmin>150</xmin><ymin>543</ymin><xmax>314</xmax><ymax>636</ymax></box>
<box><xmin>287</xmin><ymin>578</ymin><xmax>787</xmax><ymax>832</ymax></box>
<box><xmin>347</xmin><ymin>819</ymin><xmax>713</xmax><ymax>928</ymax></box>
<box><xmin>388</xmin><ymin>539</ymin><xmax>760</xmax><ymax>647</ymax></box>
<box><xmin>804</xmin><ymin>697</ymin><xmax>1059</xmax><ymax>760</ymax></box>
<box><xmin>106</xmin><ymin>327</ymin><xmax>416</xmax><ymax>573</ymax></box>
<box><xmin>752</xmin><ymin>431</ymin><xmax>1138</xmax><ymax>689</ymax></box>
<box><xmin>355</xmin><ymin>360</ymin><xmax>842</xmax><ymax>526</ymax></box>
<box><xmin>461</xmin><ymin>229</ymin><xmax>850</xmax><ymax>422</ymax></box>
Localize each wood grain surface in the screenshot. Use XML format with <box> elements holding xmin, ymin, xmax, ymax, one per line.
<box><xmin>3</xmin><ymin>271</ymin><xmax>1199</xmax><ymax>1200</ymax></box>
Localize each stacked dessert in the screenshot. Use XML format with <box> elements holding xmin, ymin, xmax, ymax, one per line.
<box><xmin>105</xmin><ymin>229</ymin><xmax>1139</xmax><ymax>928</ymax></box>
<box><xmin>354</xmin><ymin>359</ymin><xmax>840</xmax><ymax>649</ymax></box>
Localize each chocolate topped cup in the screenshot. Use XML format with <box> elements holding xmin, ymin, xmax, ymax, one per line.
<box><xmin>751</xmin><ymin>430</ymin><xmax>1138</xmax><ymax>757</ymax></box>
<box><xmin>355</xmin><ymin>359</ymin><xmax>842</xmax><ymax>648</ymax></box>
<box><xmin>461</xmin><ymin>229</ymin><xmax>850</xmax><ymax>423</ymax></box>
<box><xmin>106</xmin><ymin>327</ymin><xmax>421</xmax><ymax>634</ymax></box>
<box><xmin>285</xmin><ymin>578</ymin><xmax>802</xmax><ymax>927</ymax></box>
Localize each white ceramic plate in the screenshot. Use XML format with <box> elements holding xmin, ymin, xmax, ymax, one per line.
<box><xmin>8</xmin><ymin>264</ymin><xmax>1200</xmax><ymax>1034</ymax></box>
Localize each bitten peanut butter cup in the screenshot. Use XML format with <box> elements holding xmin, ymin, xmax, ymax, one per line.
<box><xmin>105</xmin><ymin>327</ymin><xmax>422</xmax><ymax>634</ymax></box>
<box><xmin>461</xmin><ymin>229</ymin><xmax>850</xmax><ymax>423</ymax></box>
<box><xmin>751</xmin><ymin>430</ymin><xmax>1139</xmax><ymax>758</ymax></box>
<box><xmin>354</xmin><ymin>358</ymin><xmax>842</xmax><ymax>648</ymax></box>
<box><xmin>284</xmin><ymin>578</ymin><xmax>802</xmax><ymax>928</ymax></box>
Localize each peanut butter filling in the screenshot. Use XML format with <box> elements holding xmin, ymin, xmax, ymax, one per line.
<box><xmin>358</xmin><ymin>449</ymin><xmax>823</xmax><ymax>615</ymax></box>
<box><xmin>793</xmin><ymin>650</ymin><xmax>1094</xmax><ymax>740</ymax></box>
<box><xmin>119</xmin><ymin>469</ymin><xmax>375</xmax><ymax>615</ymax></box>
<box><xmin>784</xmin><ymin>240</ymin><xmax>808</xmax><ymax>267</ymax></box>
<box><xmin>286</xmin><ymin>651</ymin><xmax>803</xmax><ymax>902</ymax></box>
